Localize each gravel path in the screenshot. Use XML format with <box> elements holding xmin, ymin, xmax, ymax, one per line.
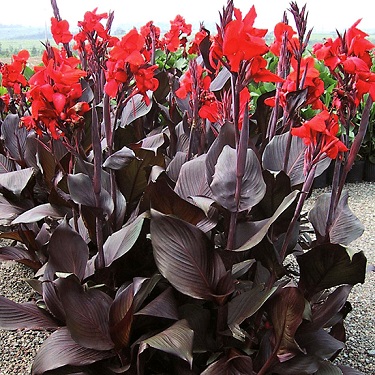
<box><xmin>0</xmin><ymin>182</ymin><xmax>374</xmax><ymax>374</ymax></box>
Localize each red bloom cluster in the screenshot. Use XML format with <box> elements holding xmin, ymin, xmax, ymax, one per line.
<box><xmin>0</xmin><ymin>50</ymin><xmax>29</xmax><ymax>94</ymax></box>
<box><xmin>210</xmin><ymin>6</ymin><xmax>269</xmax><ymax>73</ymax></box>
<box><xmin>21</xmin><ymin>48</ymin><xmax>90</xmax><ymax>139</ymax></box>
<box><xmin>51</xmin><ymin>17</ymin><xmax>73</xmax><ymax>45</ymax></box>
<box><xmin>161</xmin><ymin>15</ymin><xmax>192</xmax><ymax>53</ymax></box>
<box><xmin>269</xmin><ymin>22</ymin><xmax>297</xmax><ymax>56</ymax></box>
<box><xmin>73</xmin><ymin>9</ymin><xmax>118</xmax><ymax>57</ymax></box>
<box><xmin>313</xmin><ymin>19</ymin><xmax>375</xmax><ymax>104</ymax></box>
<box><xmin>291</xmin><ymin>109</ymin><xmax>348</xmax><ymax>163</ymax></box>
<box><xmin>175</xmin><ymin>64</ymin><xmax>222</xmax><ymax>123</ymax></box>
<box><xmin>104</xmin><ymin>28</ymin><xmax>159</xmax><ymax>104</ymax></box>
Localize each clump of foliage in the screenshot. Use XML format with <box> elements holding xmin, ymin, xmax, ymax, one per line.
<box><xmin>0</xmin><ymin>1</ymin><xmax>373</xmax><ymax>374</ymax></box>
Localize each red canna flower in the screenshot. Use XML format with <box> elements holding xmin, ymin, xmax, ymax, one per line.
<box><xmin>133</xmin><ymin>65</ymin><xmax>159</xmax><ymax>105</ymax></box>
<box><xmin>0</xmin><ymin>50</ymin><xmax>29</xmax><ymax>94</ymax></box>
<box><xmin>188</xmin><ymin>27</ymin><xmax>209</xmax><ymax>55</ymax></box>
<box><xmin>21</xmin><ymin>47</ymin><xmax>90</xmax><ymax>139</ymax></box>
<box><xmin>291</xmin><ymin>110</ymin><xmax>348</xmax><ymax>166</ymax></box>
<box><xmin>269</xmin><ymin>22</ymin><xmax>296</xmax><ymax>56</ymax></box>
<box><xmin>162</xmin><ymin>15</ymin><xmax>192</xmax><ymax>53</ymax></box>
<box><xmin>212</xmin><ymin>5</ymin><xmax>269</xmax><ymax>73</ymax></box>
<box><xmin>51</xmin><ymin>17</ymin><xmax>73</xmax><ymax>45</ymax></box>
<box><xmin>110</xmin><ymin>29</ymin><xmax>146</xmax><ymax>66</ymax></box>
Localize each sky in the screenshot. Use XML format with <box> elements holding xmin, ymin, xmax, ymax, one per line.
<box><xmin>1</xmin><ymin>0</ymin><xmax>375</xmax><ymax>33</ymax></box>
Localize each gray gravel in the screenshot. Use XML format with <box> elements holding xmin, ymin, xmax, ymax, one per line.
<box><xmin>0</xmin><ymin>182</ymin><xmax>374</xmax><ymax>374</ymax></box>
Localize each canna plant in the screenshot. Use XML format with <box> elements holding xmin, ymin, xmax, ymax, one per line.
<box><xmin>0</xmin><ymin>0</ymin><xmax>373</xmax><ymax>374</ymax></box>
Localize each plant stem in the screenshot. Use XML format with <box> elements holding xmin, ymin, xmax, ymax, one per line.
<box><xmin>92</xmin><ymin>103</ymin><xmax>105</xmax><ymax>269</ymax></box>
<box><xmin>279</xmin><ymin>164</ymin><xmax>316</xmax><ymax>261</ymax></box>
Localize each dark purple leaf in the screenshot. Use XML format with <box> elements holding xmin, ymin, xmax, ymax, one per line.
<box><xmin>296</xmin><ymin>329</ymin><xmax>344</xmax><ymax>360</ymax></box>
<box><xmin>309</xmin><ymin>191</ymin><xmax>364</xmax><ymax>245</ymax></box>
<box><xmin>337</xmin><ymin>365</ymin><xmax>364</xmax><ymax>374</ymax></box>
<box><xmin>206</xmin><ymin>122</ymin><xmax>236</xmax><ymax>187</ymax></box>
<box><xmin>209</xmin><ymin>66</ymin><xmax>230</xmax><ymax>91</ymax></box>
<box><xmin>271</xmin><ymin>354</ymin><xmax>321</xmax><ymax>374</ymax></box>
<box><xmin>166</xmin><ymin>151</ymin><xmax>187</xmax><ymax>182</ymax></box>
<box><xmin>116</xmin><ymin>148</ymin><xmax>165</xmax><ymax>204</ymax></box>
<box><xmin>109</xmin><ymin>279</ymin><xmax>145</xmax><ymax>349</ymax></box>
<box><xmin>266</xmin><ymin>286</ymin><xmax>306</xmax><ymax>362</ymax></box>
<box><xmin>94</xmin><ymin>213</ymin><xmax>146</xmax><ymax>270</ymax></box>
<box><xmin>228</xmin><ymin>285</ymin><xmax>277</xmax><ymax>340</ymax></box>
<box><xmin>0</xmin><ymin>246</ymin><xmax>41</xmax><ymax>269</ymax></box>
<box><xmin>0</xmin><ymin>153</ymin><xmax>15</xmax><ymax>173</ymax></box>
<box><xmin>132</xmin><ymin>133</ymin><xmax>169</xmax><ymax>154</ymax></box>
<box><xmin>0</xmin><ymin>296</ymin><xmax>58</xmax><ymax>330</ymax></box>
<box><xmin>45</xmin><ymin>220</ymin><xmax>89</xmax><ymax>281</ymax></box>
<box><xmin>175</xmin><ymin>154</ymin><xmax>212</xmax><ymax>200</ymax></box>
<box><xmin>0</xmin><ymin>201</ymin><xmax>22</xmax><ymax>223</ymax></box>
<box><xmin>135</xmin><ymin>287</ymin><xmax>179</xmax><ymax>320</ymax></box>
<box><xmin>201</xmin><ymin>350</ymin><xmax>253</xmax><ymax>374</ymax></box>
<box><xmin>67</xmin><ymin>173</ymin><xmax>114</xmax><ymax>216</ymax></box>
<box><xmin>12</xmin><ymin>203</ymin><xmax>70</xmax><ymax>224</ymax></box>
<box><xmin>42</xmin><ymin>281</ymin><xmax>66</xmax><ymax>323</ymax></box>
<box><xmin>210</xmin><ymin>145</ymin><xmax>266</xmax><ymax>212</ymax></box>
<box><xmin>31</xmin><ymin>327</ymin><xmax>115</xmax><ymax>375</ymax></box>
<box><xmin>314</xmin><ymin>361</ymin><xmax>344</xmax><ymax>374</ymax></box>
<box><xmin>102</xmin><ymin>146</ymin><xmax>136</xmax><ymax>170</ymax></box>
<box><xmin>120</xmin><ymin>93</ymin><xmax>152</xmax><ymax>127</ymax></box>
<box><xmin>233</xmin><ymin>190</ymin><xmax>298</xmax><ymax>251</ymax></box>
<box><xmin>24</xmin><ymin>131</ymin><xmax>39</xmax><ymax>170</ymax></box>
<box><xmin>1</xmin><ymin>113</ymin><xmax>27</xmax><ymax>162</ymax></box>
<box><xmin>140</xmin><ymin>319</ymin><xmax>194</xmax><ymax>367</ymax></box>
<box><xmin>55</xmin><ymin>276</ymin><xmax>114</xmax><ymax>350</ymax></box>
<box><xmin>297</xmin><ymin>244</ymin><xmax>367</xmax><ymax>297</ymax></box>
<box><xmin>306</xmin><ymin>285</ymin><xmax>352</xmax><ymax>331</ymax></box>
<box><xmin>0</xmin><ymin>167</ymin><xmax>34</xmax><ymax>195</ymax></box>
<box><xmin>149</xmin><ymin>176</ymin><xmax>214</xmax><ymax>232</ymax></box>
<box><xmin>262</xmin><ymin>133</ymin><xmax>331</xmax><ymax>186</ymax></box>
<box><xmin>151</xmin><ymin>210</ymin><xmax>233</xmax><ymax>301</ymax></box>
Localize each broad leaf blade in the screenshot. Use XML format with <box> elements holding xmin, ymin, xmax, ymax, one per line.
<box><xmin>267</xmin><ymin>286</ymin><xmax>306</xmax><ymax>362</ymax></box>
<box><xmin>141</xmin><ymin>319</ymin><xmax>194</xmax><ymax>368</ymax></box>
<box><xmin>0</xmin><ymin>246</ymin><xmax>41</xmax><ymax>269</ymax></box>
<box><xmin>55</xmin><ymin>276</ymin><xmax>114</xmax><ymax>351</ymax></box>
<box><xmin>175</xmin><ymin>154</ymin><xmax>212</xmax><ymax>200</ymax></box>
<box><xmin>67</xmin><ymin>173</ymin><xmax>114</xmax><ymax>216</ymax></box>
<box><xmin>309</xmin><ymin>191</ymin><xmax>364</xmax><ymax>245</ymax></box>
<box><xmin>233</xmin><ymin>190</ymin><xmax>298</xmax><ymax>251</ymax></box>
<box><xmin>135</xmin><ymin>287</ymin><xmax>179</xmax><ymax>320</ymax></box>
<box><xmin>0</xmin><ymin>167</ymin><xmax>34</xmax><ymax>195</ymax></box>
<box><xmin>102</xmin><ymin>146</ymin><xmax>136</xmax><ymax>170</ymax></box>
<box><xmin>0</xmin><ymin>153</ymin><xmax>15</xmax><ymax>173</ymax></box>
<box><xmin>228</xmin><ymin>285</ymin><xmax>277</xmax><ymax>340</ymax></box>
<box><xmin>45</xmin><ymin>220</ymin><xmax>89</xmax><ymax>281</ymax></box>
<box><xmin>151</xmin><ymin>210</ymin><xmax>232</xmax><ymax>301</ymax></box>
<box><xmin>297</xmin><ymin>244</ymin><xmax>367</xmax><ymax>297</ymax></box>
<box><xmin>100</xmin><ymin>213</ymin><xmax>146</xmax><ymax>269</ymax></box>
<box><xmin>2</xmin><ymin>113</ymin><xmax>27</xmax><ymax>162</ymax></box>
<box><xmin>210</xmin><ymin>145</ymin><xmax>266</xmax><ymax>212</ymax></box>
<box><xmin>109</xmin><ymin>279</ymin><xmax>144</xmax><ymax>349</ymax></box>
<box><xmin>12</xmin><ymin>203</ymin><xmax>69</xmax><ymax>224</ymax></box>
<box><xmin>120</xmin><ymin>92</ymin><xmax>152</xmax><ymax>127</ymax></box>
<box><xmin>31</xmin><ymin>327</ymin><xmax>114</xmax><ymax>374</ymax></box>
<box><xmin>263</xmin><ymin>133</ymin><xmax>330</xmax><ymax>186</ymax></box>
<box><xmin>0</xmin><ymin>296</ymin><xmax>58</xmax><ymax>330</ymax></box>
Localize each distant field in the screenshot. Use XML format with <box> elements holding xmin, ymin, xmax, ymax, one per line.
<box><xmin>0</xmin><ymin>33</ymin><xmax>374</xmax><ymax>64</ymax></box>
<box><xmin>0</xmin><ymin>39</ymin><xmax>57</xmax><ymax>64</ymax></box>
